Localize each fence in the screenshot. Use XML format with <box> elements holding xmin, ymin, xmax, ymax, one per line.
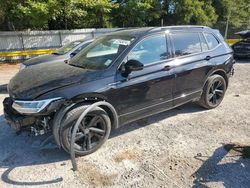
<box><xmin>0</xmin><ymin>27</ymin><xmax>240</xmax><ymax>62</ymax></box>
<box><xmin>0</xmin><ymin>28</ymin><xmax>120</xmax><ymax>52</ymax></box>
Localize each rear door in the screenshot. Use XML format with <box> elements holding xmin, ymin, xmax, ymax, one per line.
<box><xmin>170</xmin><ymin>31</ymin><xmax>214</xmax><ymax>105</ymax></box>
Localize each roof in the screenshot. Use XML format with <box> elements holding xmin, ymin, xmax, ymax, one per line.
<box><xmin>109</xmin><ymin>27</ymin><xmax>154</xmax><ymax>37</ymax></box>
<box><xmin>108</xmin><ymin>25</ymin><xmax>211</xmax><ymax>38</ymax></box>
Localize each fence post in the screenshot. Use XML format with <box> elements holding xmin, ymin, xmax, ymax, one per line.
<box><xmin>20</xmin><ymin>33</ymin><xmax>25</xmax><ymax>51</ymax></box>
<box><xmin>58</xmin><ymin>31</ymin><xmax>63</xmax><ymax>47</ymax></box>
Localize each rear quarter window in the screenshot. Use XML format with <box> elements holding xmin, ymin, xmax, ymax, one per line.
<box><xmin>199</xmin><ymin>33</ymin><xmax>209</xmax><ymax>51</ymax></box>
<box><xmin>204</xmin><ymin>33</ymin><xmax>220</xmax><ymax>49</ymax></box>
<box><xmin>171</xmin><ymin>32</ymin><xmax>202</xmax><ymax>57</ymax></box>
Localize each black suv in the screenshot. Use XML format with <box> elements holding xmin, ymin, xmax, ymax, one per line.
<box><xmin>3</xmin><ymin>26</ymin><xmax>234</xmax><ymax>156</ymax></box>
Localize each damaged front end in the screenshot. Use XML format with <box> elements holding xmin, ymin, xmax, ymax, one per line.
<box><xmin>3</xmin><ymin>97</ymin><xmax>64</xmax><ymax>135</ymax></box>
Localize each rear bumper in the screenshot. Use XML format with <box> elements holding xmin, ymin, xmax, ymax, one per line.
<box><xmin>229</xmin><ymin>67</ymin><xmax>234</xmax><ymax>77</ymax></box>
<box><xmin>3</xmin><ymin>97</ymin><xmax>35</xmax><ymax>132</ymax></box>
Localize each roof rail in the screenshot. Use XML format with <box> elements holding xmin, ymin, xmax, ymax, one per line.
<box><xmin>163</xmin><ymin>25</ymin><xmax>206</xmax><ymax>29</ymax></box>
<box><xmin>149</xmin><ymin>25</ymin><xmax>208</xmax><ymax>33</ymax></box>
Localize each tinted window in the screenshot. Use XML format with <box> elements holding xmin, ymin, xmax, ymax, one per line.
<box><xmin>199</xmin><ymin>33</ymin><xmax>209</xmax><ymax>51</ymax></box>
<box><xmin>204</xmin><ymin>33</ymin><xmax>219</xmax><ymax>49</ymax></box>
<box><xmin>172</xmin><ymin>32</ymin><xmax>202</xmax><ymax>57</ymax></box>
<box><xmin>127</xmin><ymin>35</ymin><xmax>169</xmax><ymax>65</ymax></box>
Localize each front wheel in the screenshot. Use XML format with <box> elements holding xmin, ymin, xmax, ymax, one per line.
<box><xmin>197</xmin><ymin>75</ymin><xmax>227</xmax><ymax>109</ymax></box>
<box><xmin>60</xmin><ymin>105</ymin><xmax>111</xmax><ymax>156</ymax></box>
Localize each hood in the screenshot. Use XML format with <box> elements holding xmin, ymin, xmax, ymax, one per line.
<box><xmin>8</xmin><ymin>61</ymin><xmax>97</xmax><ymax>99</ymax></box>
<box><xmin>235</xmin><ymin>30</ymin><xmax>250</xmax><ymax>39</ymax></box>
<box><xmin>23</xmin><ymin>54</ymin><xmax>68</xmax><ymax>66</ymax></box>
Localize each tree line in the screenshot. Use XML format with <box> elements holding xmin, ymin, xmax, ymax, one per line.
<box><xmin>0</xmin><ymin>0</ymin><xmax>249</xmax><ymax>35</ymax></box>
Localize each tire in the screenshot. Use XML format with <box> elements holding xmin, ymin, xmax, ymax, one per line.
<box><xmin>60</xmin><ymin>105</ymin><xmax>111</xmax><ymax>156</ymax></box>
<box><xmin>197</xmin><ymin>74</ymin><xmax>227</xmax><ymax>109</ymax></box>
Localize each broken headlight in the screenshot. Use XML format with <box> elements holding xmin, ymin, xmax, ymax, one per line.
<box><xmin>12</xmin><ymin>97</ymin><xmax>62</xmax><ymax>114</ymax></box>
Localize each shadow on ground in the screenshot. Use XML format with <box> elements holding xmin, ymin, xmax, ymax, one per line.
<box><xmin>0</xmin><ymin>114</ymin><xmax>67</xmax><ymax>186</ymax></box>
<box><xmin>192</xmin><ymin>144</ymin><xmax>250</xmax><ymax>188</ymax></box>
<box><xmin>235</xmin><ymin>59</ymin><xmax>250</xmax><ymax>64</ymax></box>
<box><xmin>0</xmin><ymin>103</ymin><xmax>205</xmax><ymax>186</ymax></box>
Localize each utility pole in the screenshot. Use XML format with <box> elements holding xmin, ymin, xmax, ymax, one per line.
<box><xmin>224</xmin><ymin>18</ymin><xmax>229</xmax><ymax>39</ymax></box>
<box><xmin>160</xmin><ymin>0</ymin><xmax>164</xmax><ymax>26</ymax></box>
<box><xmin>224</xmin><ymin>9</ymin><xmax>231</xmax><ymax>39</ymax></box>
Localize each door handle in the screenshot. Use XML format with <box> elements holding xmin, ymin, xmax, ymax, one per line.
<box><xmin>204</xmin><ymin>56</ymin><xmax>211</xmax><ymax>61</ymax></box>
<box><xmin>163</xmin><ymin>65</ymin><xmax>172</xmax><ymax>71</ymax></box>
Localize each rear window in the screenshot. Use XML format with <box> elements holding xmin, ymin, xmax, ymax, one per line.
<box><xmin>171</xmin><ymin>32</ymin><xmax>202</xmax><ymax>57</ymax></box>
<box><xmin>204</xmin><ymin>33</ymin><xmax>220</xmax><ymax>49</ymax></box>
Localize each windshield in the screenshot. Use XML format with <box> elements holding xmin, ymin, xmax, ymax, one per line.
<box><xmin>69</xmin><ymin>35</ymin><xmax>135</xmax><ymax>70</ymax></box>
<box><xmin>54</xmin><ymin>41</ymin><xmax>82</xmax><ymax>55</ymax></box>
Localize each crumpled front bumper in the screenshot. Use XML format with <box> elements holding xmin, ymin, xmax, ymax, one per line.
<box><xmin>3</xmin><ymin>97</ymin><xmax>35</xmax><ymax>132</ymax></box>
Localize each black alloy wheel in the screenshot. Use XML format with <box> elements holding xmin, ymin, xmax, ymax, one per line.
<box><xmin>207</xmin><ymin>79</ymin><xmax>225</xmax><ymax>106</ymax></box>
<box><xmin>198</xmin><ymin>74</ymin><xmax>227</xmax><ymax>109</ymax></box>
<box><xmin>69</xmin><ymin>114</ymin><xmax>107</xmax><ymax>152</ymax></box>
<box><xmin>61</xmin><ymin>106</ymin><xmax>111</xmax><ymax>156</ymax></box>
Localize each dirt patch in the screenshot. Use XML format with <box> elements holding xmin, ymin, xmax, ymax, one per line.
<box><xmin>0</xmin><ymin>63</ymin><xmax>19</xmax><ymax>86</ymax></box>
<box><xmin>0</xmin><ymin>63</ymin><xmax>19</xmax><ymax>69</ymax></box>
<box><xmin>0</xmin><ymin>60</ymin><xmax>250</xmax><ymax>187</ymax></box>
<box><xmin>78</xmin><ymin>162</ymin><xmax>118</xmax><ymax>186</ymax></box>
<box><xmin>114</xmin><ymin>148</ymin><xmax>143</xmax><ymax>163</ymax></box>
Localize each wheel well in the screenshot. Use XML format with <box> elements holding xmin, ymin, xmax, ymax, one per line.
<box><xmin>99</xmin><ymin>105</ymin><xmax>117</xmax><ymax>130</ymax></box>
<box><xmin>72</xmin><ymin>97</ymin><xmax>118</xmax><ymax>130</ymax></box>
<box><xmin>211</xmin><ymin>70</ymin><xmax>228</xmax><ymax>88</ymax></box>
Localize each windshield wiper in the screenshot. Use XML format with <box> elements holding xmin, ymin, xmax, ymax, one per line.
<box><xmin>67</xmin><ymin>63</ymin><xmax>86</xmax><ymax>69</ymax></box>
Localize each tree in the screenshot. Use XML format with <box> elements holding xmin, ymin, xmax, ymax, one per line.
<box><xmin>0</xmin><ymin>0</ymin><xmax>24</xmax><ymax>31</ymax></box>
<box><xmin>78</xmin><ymin>0</ymin><xmax>114</xmax><ymax>28</ymax></box>
<box><xmin>12</xmin><ymin>0</ymin><xmax>50</xmax><ymax>30</ymax></box>
<box><xmin>212</xmin><ymin>0</ymin><xmax>250</xmax><ymax>38</ymax></box>
<box><xmin>0</xmin><ymin>0</ymin><xmax>249</xmax><ymax>31</ymax></box>
<box><xmin>112</xmin><ymin>0</ymin><xmax>162</xmax><ymax>27</ymax></box>
<box><xmin>11</xmin><ymin>0</ymin><xmax>114</xmax><ymax>30</ymax></box>
<box><xmin>213</xmin><ymin>0</ymin><xmax>250</xmax><ymax>28</ymax></box>
<box><xmin>163</xmin><ymin>0</ymin><xmax>217</xmax><ymax>26</ymax></box>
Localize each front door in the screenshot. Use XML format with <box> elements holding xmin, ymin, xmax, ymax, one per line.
<box><xmin>108</xmin><ymin>34</ymin><xmax>175</xmax><ymax>125</ymax></box>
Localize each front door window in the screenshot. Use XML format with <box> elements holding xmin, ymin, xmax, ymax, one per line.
<box><xmin>127</xmin><ymin>35</ymin><xmax>169</xmax><ymax>65</ymax></box>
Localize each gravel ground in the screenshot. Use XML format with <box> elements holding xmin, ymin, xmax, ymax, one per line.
<box><xmin>0</xmin><ymin>60</ymin><xmax>250</xmax><ymax>188</ymax></box>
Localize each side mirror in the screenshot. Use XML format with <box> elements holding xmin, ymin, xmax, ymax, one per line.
<box><xmin>122</xmin><ymin>59</ymin><xmax>143</xmax><ymax>77</ymax></box>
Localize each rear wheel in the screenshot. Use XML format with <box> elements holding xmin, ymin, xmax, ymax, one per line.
<box><xmin>60</xmin><ymin>105</ymin><xmax>111</xmax><ymax>156</ymax></box>
<box><xmin>198</xmin><ymin>74</ymin><xmax>226</xmax><ymax>109</ymax></box>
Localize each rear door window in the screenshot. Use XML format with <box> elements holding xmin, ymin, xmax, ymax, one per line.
<box><xmin>171</xmin><ymin>32</ymin><xmax>202</xmax><ymax>57</ymax></box>
<box><xmin>204</xmin><ymin>33</ymin><xmax>220</xmax><ymax>49</ymax></box>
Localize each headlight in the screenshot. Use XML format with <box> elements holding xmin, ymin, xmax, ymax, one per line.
<box><xmin>12</xmin><ymin>97</ymin><xmax>62</xmax><ymax>114</ymax></box>
<box><xmin>20</xmin><ymin>63</ymin><xmax>27</xmax><ymax>70</ymax></box>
